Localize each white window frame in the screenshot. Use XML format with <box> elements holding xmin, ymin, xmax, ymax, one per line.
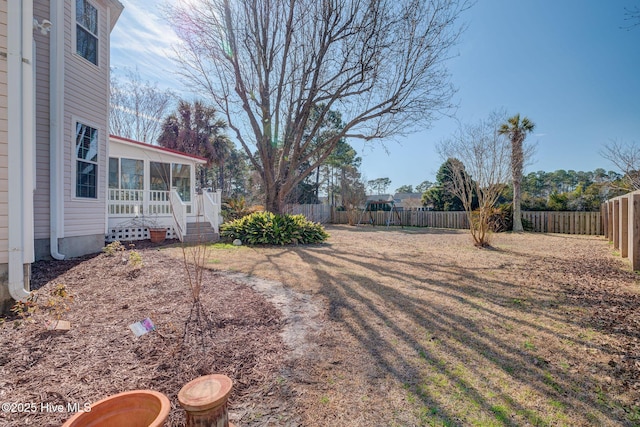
<box><xmin>74</xmin><ymin>0</ymin><xmax>99</xmax><ymax>66</ymax></box>
<box><xmin>109</xmin><ymin>157</ymin><xmax>145</xmax><ymax>191</ymax></box>
<box><xmin>73</xmin><ymin>119</ymin><xmax>101</xmax><ymax>201</ymax></box>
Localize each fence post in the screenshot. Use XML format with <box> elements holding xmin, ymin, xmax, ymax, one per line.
<box><xmin>613</xmin><ymin>199</ymin><xmax>620</xmax><ymax>249</ymax></box>
<box><xmin>630</xmin><ymin>194</ymin><xmax>640</xmax><ymax>270</ymax></box>
<box><xmin>621</xmin><ymin>197</ymin><xmax>629</xmax><ymax>258</ymax></box>
<box><xmin>608</xmin><ymin>201</ymin><xmax>614</xmax><ymax>242</ymax></box>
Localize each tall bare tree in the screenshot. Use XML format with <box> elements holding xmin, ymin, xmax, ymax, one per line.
<box><xmin>499</xmin><ymin>114</ymin><xmax>535</xmax><ymax>232</ymax></box>
<box><xmin>170</xmin><ymin>0</ymin><xmax>469</xmax><ymax>213</ymax></box>
<box><xmin>439</xmin><ymin>112</ymin><xmax>511</xmax><ymax>247</ymax></box>
<box><xmin>109</xmin><ymin>69</ymin><xmax>175</xmax><ymax>143</ymax></box>
<box><xmin>601</xmin><ymin>139</ymin><xmax>640</xmax><ymax>190</ymax></box>
<box><xmin>624</xmin><ymin>5</ymin><xmax>640</xmax><ymax>28</ymax></box>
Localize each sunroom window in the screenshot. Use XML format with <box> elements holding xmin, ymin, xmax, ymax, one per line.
<box><xmin>150</xmin><ymin>162</ymin><xmax>171</xmax><ymax>191</ymax></box>
<box><xmin>108</xmin><ymin>158</ymin><xmax>143</xmax><ymax>190</ymax></box>
<box><xmin>76</xmin><ymin>0</ymin><xmax>98</xmax><ymax>65</ymax></box>
<box><xmin>120</xmin><ymin>158</ymin><xmax>144</xmax><ymax>190</ymax></box>
<box><xmin>172</xmin><ymin>163</ymin><xmax>191</xmax><ymax>202</ymax></box>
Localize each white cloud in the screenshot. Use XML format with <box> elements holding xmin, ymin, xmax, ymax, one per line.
<box><xmin>111</xmin><ymin>0</ymin><xmax>185</xmax><ymax>89</ymax></box>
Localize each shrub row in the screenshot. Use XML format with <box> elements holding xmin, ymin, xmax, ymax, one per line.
<box><xmin>220</xmin><ymin>212</ymin><xmax>329</xmax><ymax>245</ymax></box>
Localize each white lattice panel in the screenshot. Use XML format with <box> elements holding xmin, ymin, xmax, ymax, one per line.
<box><xmin>106</xmin><ymin>227</ymin><xmax>177</xmax><ymax>243</ymax></box>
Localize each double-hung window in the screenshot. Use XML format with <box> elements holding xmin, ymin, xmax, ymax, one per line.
<box><xmin>75</xmin><ymin>123</ymin><xmax>98</xmax><ymax>199</ymax></box>
<box><xmin>76</xmin><ymin>0</ymin><xmax>98</xmax><ymax>65</ymax></box>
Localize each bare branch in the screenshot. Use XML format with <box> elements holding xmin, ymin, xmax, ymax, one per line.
<box><xmin>169</xmin><ymin>0</ymin><xmax>470</xmax><ymax>212</ymax></box>
<box><xmin>438</xmin><ymin>111</ymin><xmax>510</xmax><ymax>246</ymax></box>
<box><xmin>601</xmin><ymin>139</ymin><xmax>640</xmax><ymax>190</ymax></box>
<box><xmin>109</xmin><ymin>68</ymin><xmax>175</xmax><ymax>143</ymax></box>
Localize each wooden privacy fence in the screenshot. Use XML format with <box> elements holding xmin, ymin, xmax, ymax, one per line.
<box><xmin>282</xmin><ymin>203</ymin><xmax>332</xmax><ymax>223</ymax></box>
<box><xmin>521</xmin><ymin>211</ymin><xmax>602</xmax><ymax>235</ymax></box>
<box><xmin>331</xmin><ymin>209</ymin><xmax>470</xmax><ymax>229</ymax></box>
<box><xmin>285</xmin><ymin>204</ymin><xmax>603</xmax><ymax>235</ymax></box>
<box><xmin>602</xmin><ymin>190</ymin><xmax>640</xmax><ymax>270</ymax></box>
<box><xmin>329</xmin><ymin>207</ymin><xmax>602</xmax><ymax>235</ymax></box>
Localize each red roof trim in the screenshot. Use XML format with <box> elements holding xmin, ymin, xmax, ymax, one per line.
<box><xmin>109</xmin><ymin>134</ymin><xmax>209</xmax><ymax>163</ymax></box>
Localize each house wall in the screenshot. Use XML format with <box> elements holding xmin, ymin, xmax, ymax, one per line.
<box><xmin>58</xmin><ymin>0</ymin><xmax>112</xmax><ymax>256</ymax></box>
<box><xmin>0</xmin><ymin>0</ymin><xmax>9</xmax><ymax>309</ymax></box>
<box><xmin>0</xmin><ymin>0</ymin><xmax>8</xmax><ymax>266</ymax></box>
<box><xmin>33</xmin><ymin>0</ymin><xmax>51</xmax><ymax>241</ymax></box>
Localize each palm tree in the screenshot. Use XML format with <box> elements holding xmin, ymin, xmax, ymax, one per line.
<box><xmin>158</xmin><ymin>100</ymin><xmax>232</xmax><ymax>191</ymax></box>
<box><xmin>499</xmin><ymin>114</ymin><xmax>535</xmax><ymax>232</ymax></box>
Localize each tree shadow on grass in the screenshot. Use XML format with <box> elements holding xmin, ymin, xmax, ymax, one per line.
<box><xmin>273</xmin><ymin>239</ymin><xmax>634</xmax><ymax>426</ymax></box>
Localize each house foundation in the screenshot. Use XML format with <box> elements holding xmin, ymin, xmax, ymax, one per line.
<box><xmin>0</xmin><ymin>264</ymin><xmax>31</xmax><ymax>315</ymax></box>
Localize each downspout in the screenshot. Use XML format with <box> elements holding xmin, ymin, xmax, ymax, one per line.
<box><xmin>7</xmin><ymin>0</ymin><xmax>33</xmax><ymax>301</ymax></box>
<box><xmin>49</xmin><ymin>0</ymin><xmax>65</xmax><ymax>260</ymax></box>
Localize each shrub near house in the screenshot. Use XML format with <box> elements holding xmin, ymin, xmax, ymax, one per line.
<box><xmin>220</xmin><ymin>212</ymin><xmax>328</xmax><ymax>245</ymax></box>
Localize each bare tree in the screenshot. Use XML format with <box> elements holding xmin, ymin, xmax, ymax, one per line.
<box><xmin>601</xmin><ymin>139</ymin><xmax>640</xmax><ymax>190</ymax></box>
<box><xmin>438</xmin><ymin>112</ymin><xmax>511</xmax><ymax>247</ymax></box>
<box><xmin>170</xmin><ymin>0</ymin><xmax>469</xmax><ymax>213</ymax></box>
<box><xmin>340</xmin><ymin>166</ymin><xmax>367</xmax><ymax>225</ymax></box>
<box><xmin>624</xmin><ymin>5</ymin><xmax>640</xmax><ymax>29</ymax></box>
<box><xmin>110</xmin><ymin>69</ymin><xmax>175</xmax><ymax>143</ymax></box>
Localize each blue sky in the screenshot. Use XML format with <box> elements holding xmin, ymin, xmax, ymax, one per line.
<box><xmin>110</xmin><ymin>1</ymin><xmax>640</xmax><ymax>191</ymax></box>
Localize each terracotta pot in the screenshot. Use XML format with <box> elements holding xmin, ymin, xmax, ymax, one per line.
<box><xmin>148</xmin><ymin>228</ymin><xmax>167</xmax><ymax>243</ymax></box>
<box><xmin>178</xmin><ymin>374</ymin><xmax>234</xmax><ymax>427</ymax></box>
<box><xmin>62</xmin><ymin>390</ymin><xmax>171</xmax><ymax>427</ymax></box>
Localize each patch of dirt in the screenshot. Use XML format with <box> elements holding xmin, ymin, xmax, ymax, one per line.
<box><xmin>0</xmin><ymin>241</ymin><xmax>321</xmax><ymax>426</ymax></box>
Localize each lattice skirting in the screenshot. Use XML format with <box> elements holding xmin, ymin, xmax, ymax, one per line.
<box><xmin>106</xmin><ymin>227</ymin><xmax>177</xmax><ymax>243</ymax></box>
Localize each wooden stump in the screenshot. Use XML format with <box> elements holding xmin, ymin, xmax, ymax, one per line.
<box><xmin>178</xmin><ymin>374</ymin><xmax>234</xmax><ymax>427</ymax></box>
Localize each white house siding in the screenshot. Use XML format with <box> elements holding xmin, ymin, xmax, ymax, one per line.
<box><xmin>0</xmin><ymin>0</ymin><xmax>8</xmax><ymax>265</ymax></box>
<box><xmin>33</xmin><ymin>0</ymin><xmax>51</xmax><ymax>240</ymax></box>
<box><xmin>0</xmin><ymin>0</ymin><xmax>11</xmax><ymax>311</ymax></box>
<box><xmin>62</xmin><ymin>0</ymin><xmax>111</xmax><ymax>246</ymax></box>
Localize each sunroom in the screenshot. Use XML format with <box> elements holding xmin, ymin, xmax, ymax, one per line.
<box><xmin>107</xmin><ymin>135</ymin><xmax>221</xmax><ymax>242</ymax></box>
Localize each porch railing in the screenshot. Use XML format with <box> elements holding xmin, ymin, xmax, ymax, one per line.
<box><xmin>202</xmin><ymin>190</ymin><xmax>222</xmax><ymax>233</ymax></box>
<box><xmin>170</xmin><ymin>189</ymin><xmax>187</xmax><ymax>242</ymax></box>
<box><xmin>109</xmin><ymin>189</ymin><xmax>182</xmax><ymax>217</ymax></box>
<box><xmin>108</xmin><ymin>189</ymin><xmax>145</xmax><ymax>216</ymax></box>
<box><xmin>148</xmin><ymin>190</ymin><xmax>172</xmax><ymax>215</ymax></box>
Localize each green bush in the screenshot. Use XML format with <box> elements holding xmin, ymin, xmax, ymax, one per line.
<box><xmin>220</xmin><ymin>212</ymin><xmax>329</xmax><ymax>245</ymax></box>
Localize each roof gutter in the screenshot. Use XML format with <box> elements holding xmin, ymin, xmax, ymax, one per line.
<box><xmin>49</xmin><ymin>0</ymin><xmax>65</xmax><ymax>260</ymax></box>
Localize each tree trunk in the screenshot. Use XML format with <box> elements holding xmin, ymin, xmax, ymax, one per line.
<box><xmin>314</xmin><ymin>166</ymin><xmax>320</xmax><ymax>200</ymax></box>
<box><xmin>218</xmin><ymin>162</ymin><xmax>225</xmax><ymax>197</ymax></box>
<box><xmin>264</xmin><ymin>181</ymin><xmax>283</xmax><ymax>214</ymax></box>
<box><xmin>512</xmin><ymin>139</ymin><xmax>524</xmax><ymax>232</ymax></box>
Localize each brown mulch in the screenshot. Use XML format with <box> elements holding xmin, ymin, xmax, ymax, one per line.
<box><xmin>0</xmin><ymin>241</ymin><xmax>294</xmax><ymax>426</ymax></box>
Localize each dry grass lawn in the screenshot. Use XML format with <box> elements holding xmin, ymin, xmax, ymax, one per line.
<box><xmin>2</xmin><ymin>225</ymin><xmax>639</xmax><ymax>426</ymax></box>
<box><xmin>165</xmin><ymin>225</ymin><xmax>640</xmax><ymax>426</ymax></box>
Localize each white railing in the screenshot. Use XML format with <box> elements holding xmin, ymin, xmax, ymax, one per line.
<box><xmin>108</xmin><ymin>189</ymin><xmax>145</xmax><ymax>216</ymax></box>
<box><xmin>108</xmin><ymin>189</ymin><xmax>194</xmax><ymax>216</ymax></box>
<box><xmin>147</xmin><ymin>190</ymin><xmax>172</xmax><ymax>215</ymax></box>
<box><xmin>108</xmin><ymin>189</ymin><xmax>172</xmax><ymax>216</ymax></box>
<box><xmin>170</xmin><ymin>189</ymin><xmax>187</xmax><ymax>242</ymax></box>
<box><xmin>202</xmin><ymin>189</ymin><xmax>222</xmax><ymax>233</ymax></box>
